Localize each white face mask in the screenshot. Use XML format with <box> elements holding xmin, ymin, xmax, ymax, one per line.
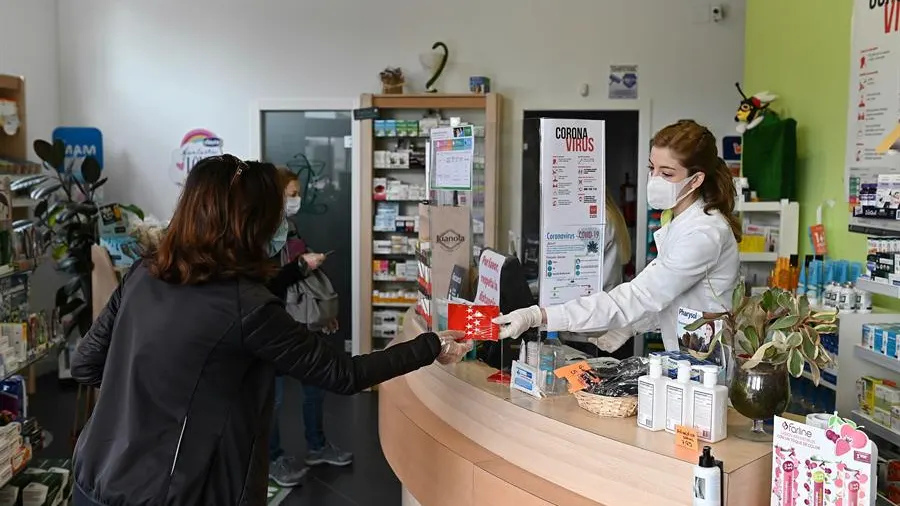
<box><xmin>285</xmin><ymin>196</ymin><xmax>301</xmax><ymax>216</ymax></box>
<box><xmin>646</xmin><ymin>174</ymin><xmax>697</xmax><ymax>210</ymax></box>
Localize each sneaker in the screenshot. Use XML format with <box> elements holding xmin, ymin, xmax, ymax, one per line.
<box><xmin>268</xmin><ymin>456</ymin><xmax>308</xmax><ymax>487</ymax></box>
<box><xmin>305</xmin><ymin>442</ymin><xmax>353</xmax><ymax>467</ymax></box>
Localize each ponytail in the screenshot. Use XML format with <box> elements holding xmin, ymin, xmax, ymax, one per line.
<box><xmin>701</xmin><ymin>157</ymin><xmax>741</xmax><ymax>242</ymax></box>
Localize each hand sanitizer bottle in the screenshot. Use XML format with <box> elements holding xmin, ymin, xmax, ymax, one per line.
<box><xmin>665</xmin><ymin>360</ymin><xmax>693</xmax><ymax>433</ymax></box>
<box><xmin>691</xmin><ymin>365</ymin><xmax>728</xmax><ymax>443</ymax></box>
<box><xmin>637</xmin><ymin>355</ymin><xmax>666</xmax><ymax>431</ymax></box>
<box><xmin>539</xmin><ymin>332</ymin><xmax>565</xmax><ymax>396</ymax></box>
<box><xmin>692</xmin><ymin>446</ymin><xmax>722</xmax><ymax>506</ymax></box>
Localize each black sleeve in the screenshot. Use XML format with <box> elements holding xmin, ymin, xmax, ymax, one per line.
<box><xmin>242</xmin><ymin>302</ymin><xmax>441</xmax><ymax>394</ymax></box>
<box><xmin>265</xmin><ymin>260</ymin><xmax>311</xmax><ymax>299</ymax></box>
<box><xmin>71</xmin><ymin>260</ymin><xmax>141</xmax><ymax>387</ymax></box>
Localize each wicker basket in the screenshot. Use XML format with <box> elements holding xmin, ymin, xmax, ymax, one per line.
<box><xmin>573</xmin><ymin>391</ymin><xmax>638</xmax><ymax>418</ymax></box>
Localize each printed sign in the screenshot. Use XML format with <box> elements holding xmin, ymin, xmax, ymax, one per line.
<box><xmin>475</xmin><ymin>249</ymin><xmax>505</xmax><ymax>306</ymax></box>
<box><xmin>52</xmin><ymin>127</ymin><xmax>103</xmax><ymax>181</ymax></box>
<box><xmin>553</xmin><ymin>361</ymin><xmax>593</xmax><ymax>393</ymax></box>
<box><xmin>609</xmin><ymin>64</ymin><xmax>638</xmax><ymax>99</ymax></box>
<box><xmin>538</xmin><ymin>119</ymin><xmax>606</xmax><ymax>307</ymax></box>
<box><xmin>510</xmin><ymin>360</ymin><xmax>542</xmax><ymax>398</ymax></box>
<box><xmin>170</xmin><ymin>129</ymin><xmax>223</xmax><ymax>185</ymax></box>
<box><xmin>675</xmin><ymin>425</ymin><xmax>700</xmax><ymax>452</ymax></box>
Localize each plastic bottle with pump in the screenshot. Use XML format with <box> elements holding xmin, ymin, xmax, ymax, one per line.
<box><xmin>691</xmin><ymin>365</ymin><xmax>727</xmax><ymax>443</ymax></box>
<box><xmin>692</xmin><ymin>446</ymin><xmax>722</xmax><ymax>506</ymax></box>
<box><xmin>665</xmin><ymin>360</ymin><xmax>693</xmax><ymax>433</ymax></box>
<box><xmin>637</xmin><ymin>355</ymin><xmax>667</xmax><ymax>431</ymax></box>
<box><xmin>539</xmin><ymin>332</ymin><xmax>565</xmax><ymax>396</ymax></box>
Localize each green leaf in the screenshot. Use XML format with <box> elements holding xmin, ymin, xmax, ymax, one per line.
<box><xmin>798</xmin><ymin>295</ymin><xmax>810</xmax><ymax>320</ymax></box>
<box><xmin>120</xmin><ymin>204</ymin><xmax>145</xmax><ymax>221</ymax></box>
<box><xmin>785</xmin><ymin>331</ymin><xmax>803</xmax><ymax>348</ymax></box>
<box><xmin>806</xmin><ymin>359</ymin><xmax>821</xmax><ymax>386</ymax></box>
<box><xmin>770</xmin><ymin>314</ymin><xmax>800</xmax><ymax>331</ymax></box>
<box><xmin>80</xmin><ymin>156</ymin><xmax>101</xmax><ymax>184</ymax></box>
<box><xmin>811</xmin><ymin>311</ymin><xmax>838</xmax><ymax>323</ymax></box>
<box><xmin>685</xmin><ymin>316</ymin><xmax>719</xmax><ymax>332</ymax></box>
<box><xmin>800</xmin><ymin>328</ymin><xmax>818</xmax><ymax>359</ymax></box>
<box><xmin>731</xmin><ymin>282</ymin><xmax>745</xmax><ymax>312</ymax></box>
<box><xmin>762</xmin><ymin>290</ymin><xmax>777</xmax><ymax>312</ymax></box>
<box><xmin>743</xmin><ymin>342</ymin><xmax>777</xmax><ymax>370</ymax></box>
<box><xmin>787</xmin><ymin>349</ymin><xmax>804</xmax><ymax>377</ymax></box>
<box><xmin>33</xmin><ymin>199</ymin><xmax>48</xmax><ymax>218</ymax></box>
<box><xmin>814</xmin><ymin>324</ymin><xmax>838</xmax><ymax>334</ymax></box>
<box><xmin>33</xmin><ymin>139</ymin><xmax>64</xmax><ymax>169</ymax></box>
<box><xmin>777</xmin><ymin>290</ymin><xmax>794</xmax><ymax>311</ymax></box>
<box><xmin>688</xmin><ymin>331</ymin><xmax>723</xmax><ymax>360</ymax></box>
<box><xmin>744</xmin><ymin>325</ymin><xmax>760</xmax><ymax>351</ymax></box>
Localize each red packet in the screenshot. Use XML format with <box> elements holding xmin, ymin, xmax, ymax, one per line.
<box><xmin>286</xmin><ymin>238</ymin><xmax>308</xmax><ymax>260</ymax></box>
<box><xmin>447</xmin><ymin>303</ymin><xmax>500</xmax><ymax>341</ymax></box>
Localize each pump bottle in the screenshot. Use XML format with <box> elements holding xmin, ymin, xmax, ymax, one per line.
<box><xmin>637</xmin><ymin>355</ymin><xmax>666</xmax><ymax>431</ymax></box>
<box><xmin>665</xmin><ymin>360</ymin><xmax>693</xmax><ymax>433</ymax></box>
<box><xmin>692</xmin><ymin>446</ymin><xmax>722</xmax><ymax>506</ymax></box>
<box><xmin>691</xmin><ymin>365</ymin><xmax>727</xmax><ymax>443</ymax></box>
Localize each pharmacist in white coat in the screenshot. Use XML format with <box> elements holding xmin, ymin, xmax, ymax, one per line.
<box><xmin>495</xmin><ymin>120</ymin><xmax>741</xmax><ymax>352</ymax></box>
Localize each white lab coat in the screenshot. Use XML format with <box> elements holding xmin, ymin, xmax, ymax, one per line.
<box><xmin>544</xmin><ymin>198</ymin><xmax>739</xmax><ymax>351</ymax></box>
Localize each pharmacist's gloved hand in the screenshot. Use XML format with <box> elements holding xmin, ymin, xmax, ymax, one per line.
<box><xmin>492</xmin><ymin>306</ymin><xmax>544</xmax><ymax>340</ymax></box>
<box><xmin>436</xmin><ymin>330</ymin><xmax>473</xmax><ymax>365</ymax></box>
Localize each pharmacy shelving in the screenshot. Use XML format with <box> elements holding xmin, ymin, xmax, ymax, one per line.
<box><xmin>802</xmin><ymin>371</ymin><xmax>837</xmax><ymax>391</ymax></box>
<box><xmin>357</xmin><ymin>93</ymin><xmax>502</xmax><ymax>355</ymax></box>
<box><xmin>736</xmin><ymin>199</ymin><xmax>800</xmax><ymax>261</ymax></box>
<box><xmin>739</xmin><ymin>252</ymin><xmax>779</xmax><ymax>262</ymax></box>
<box><xmin>854</xmin><ymin>345</ymin><xmax>900</xmax><ymax>375</ymax></box>
<box><xmin>850</xmin><ymin>409</ymin><xmax>900</xmax><ymax>447</ymax></box>
<box><xmin>857</xmin><ymin>276</ymin><xmax>900</xmax><ymax>298</ymax></box>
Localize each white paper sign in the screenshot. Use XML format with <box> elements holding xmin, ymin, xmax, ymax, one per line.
<box><xmin>538</xmin><ymin>119</ymin><xmax>606</xmax><ymax>307</ymax></box>
<box><xmin>431</xmin><ymin>126</ymin><xmax>474</xmax><ymax>190</ymax></box>
<box><xmin>475</xmin><ymin>249</ymin><xmax>505</xmax><ymax>306</ymax></box>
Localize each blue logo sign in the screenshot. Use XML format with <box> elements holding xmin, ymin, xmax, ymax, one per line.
<box><xmin>52</xmin><ymin>127</ymin><xmax>103</xmax><ymax>179</ymax></box>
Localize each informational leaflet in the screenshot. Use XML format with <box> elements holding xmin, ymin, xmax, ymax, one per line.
<box><xmin>431</xmin><ymin>126</ymin><xmax>474</xmax><ymax>190</ymax></box>
<box><xmin>475</xmin><ymin>249</ymin><xmax>505</xmax><ymax>306</ymax></box>
<box><xmin>538</xmin><ymin>119</ymin><xmax>605</xmax><ymax>307</ymax></box>
<box><xmin>845</xmin><ymin>0</ymin><xmax>900</xmax><ymax>233</ymax></box>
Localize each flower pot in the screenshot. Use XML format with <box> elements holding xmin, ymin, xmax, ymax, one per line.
<box><xmin>381</xmin><ymin>82</ymin><xmax>404</xmax><ymax>94</ymax></box>
<box><xmin>729</xmin><ymin>355</ymin><xmax>790</xmax><ymax>442</ymax></box>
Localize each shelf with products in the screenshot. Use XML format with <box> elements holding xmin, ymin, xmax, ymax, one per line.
<box><xmin>358</xmin><ymin>93</ymin><xmax>501</xmax><ymax>354</ymax></box>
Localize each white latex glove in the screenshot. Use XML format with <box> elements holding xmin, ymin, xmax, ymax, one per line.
<box><xmin>587</xmin><ymin>327</ymin><xmax>635</xmax><ymax>353</ymax></box>
<box><xmin>492</xmin><ymin>306</ymin><xmax>544</xmax><ymax>340</ymax></box>
<box><xmin>436</xmin><ymin>330</ymin><xmax>473</xmax><ymax>364</ymax></box>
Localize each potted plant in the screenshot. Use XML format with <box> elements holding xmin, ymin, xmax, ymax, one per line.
<box><xmin>686</xmin><ymin>281</ymin><xmax>837</xmax><ymax>441</ymax></box>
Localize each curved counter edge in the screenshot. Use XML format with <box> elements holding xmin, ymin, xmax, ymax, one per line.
<box><xmin>377</xmin><ymin>313</ymin><xmax>773</xmax><ymax>506</ymax></box>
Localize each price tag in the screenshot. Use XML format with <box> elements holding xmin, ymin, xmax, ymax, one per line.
<box><xmin>675</xmin><ymin>425</ymin><xmax>699</xmax><ymax>452</ymax></box>
<box><xmin>554</xmin><ymin>361</ymin><xmax>592</xmax><ymax>392</ymax></box>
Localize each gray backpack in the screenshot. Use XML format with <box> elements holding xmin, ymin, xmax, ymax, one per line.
<box><xmin>285</xmin><ymin>270</ymin><xmax>339</xmax><ymax>331</ymax></box>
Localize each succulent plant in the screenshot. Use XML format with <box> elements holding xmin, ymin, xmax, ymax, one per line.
<box><xmin>686</xmin><ymin>281</ymin><xmax>837</xmax><ymax>385</ymax></box>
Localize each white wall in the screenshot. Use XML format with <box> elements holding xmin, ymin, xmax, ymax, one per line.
<box><xmin>57</xmin><ymin>0</ymin><xmax>746</xmax><ymax>235</ymax></box>
<box><xmin>0</xmin><ymin>0</ymin><xmax>60</xmax><ymax>149</ymax></box>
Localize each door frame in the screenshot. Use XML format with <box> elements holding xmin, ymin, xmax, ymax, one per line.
<box><xmin>249</xmin><ymin>98</ymin><xmax>363</xmax><ymax>355</ymax></box>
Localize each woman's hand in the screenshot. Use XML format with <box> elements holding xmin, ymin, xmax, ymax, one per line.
<box><xmin>323</xmin><ymin>318</ymin><xmax>339</xmax><ymax>335</ymax></box>
<box><xmin>436</xmin><ymin>330</ymin><xmax>473</xmax><ymax>365</ymax></box>
<box><xmin>492</xmin><ymin>306</ymin><xmax>544</xmax><ymax>339</ymax></box>
<box><xmin>301</xmin><ymin>253</ymin><xmax>326</xmax><ymax>270</ymax></box>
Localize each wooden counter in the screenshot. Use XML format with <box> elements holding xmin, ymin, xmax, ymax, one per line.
<box><xmin>378</xmin><ymin>309</ymin><xmax>774</xmax><ymax>506</ymax></box>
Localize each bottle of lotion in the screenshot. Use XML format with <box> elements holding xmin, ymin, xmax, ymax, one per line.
<box><xmin>665</xmin><ymin>360</ymin><xmax>693</xmax><ymax>433</ymax></box>
<box><xmin>691</xmin><ymin>365</ymin><xmax>727</xmax><ymax>443</ymax></box>
<box><xmin>692</xmin><ymin>446</ymin><xmax>722</xmax><ymax>506</ymax></box>
<box><xmin>637</xmin><ymin>355</ymin><xmax>666</xmax><ymax>431</ymax></box>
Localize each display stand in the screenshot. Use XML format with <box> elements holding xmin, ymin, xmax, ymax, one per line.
<box><xmin>357</xmin><ymin>93</ymin><xmax>501</xmax><ymax>354</ymax></box>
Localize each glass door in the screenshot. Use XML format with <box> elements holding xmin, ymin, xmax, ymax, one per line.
<box><xmin>261</xmin><ymin>110</ymin><xmax>353</xmax><ymax>352</ymax></box>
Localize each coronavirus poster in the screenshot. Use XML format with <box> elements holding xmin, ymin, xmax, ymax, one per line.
<box><xmin>538</xmin><ymin>119</ymin><xmax>606</xmax><ymax>306</ymax></box>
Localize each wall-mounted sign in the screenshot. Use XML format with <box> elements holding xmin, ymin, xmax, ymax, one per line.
<box><xmin>170</xmin><ymin>129</ymin><xmax>223</xmax><ymax>185</ymax></box>
<box><xmin>52</xmin><ymin>127</ymin><xmax>103</xmax><ymax>181</ymax></box>
<box><xmin>609</xmin><ymin>64</ymin><xmax>639</xmax><ymax>99</ymax></box>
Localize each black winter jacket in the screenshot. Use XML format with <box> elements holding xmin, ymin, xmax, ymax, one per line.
<box><xmin>70</xmin><ymin>261</ymin><xmax>440</xmax><ymax>505</ymax></box>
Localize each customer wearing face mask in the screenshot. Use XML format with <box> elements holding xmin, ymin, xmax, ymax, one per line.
<box><xmin>68</xmin><ymin>156</ymin><xmax>472</xmax><ymax>506</ymax></box>
<box><xmin>267</xmin><ymin>168</ymin><xmax>351</xmax><ymax>489</ymax></box>
<box><xmin>494</xmin><ymin>120</ymin><xmax>740</xmax><ymax>352</ymax></box>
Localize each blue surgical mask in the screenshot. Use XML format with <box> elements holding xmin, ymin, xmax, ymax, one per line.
<box><xmin>268</xmin><ymin>218</ymin><xmax>289</xmax><ymax>257</ymax></box>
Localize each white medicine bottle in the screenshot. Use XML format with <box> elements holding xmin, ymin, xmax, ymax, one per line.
<box><xmin>665</xmin><ymin>360</ymin><xmax>693</xmax><ymax>433</ymax></box>
<box><xmin>637</xmin><ymin>355</ymin><xmax>666</xmax><ymax>431</ymax></box>
<box><xmin>691</xmin><ymin>365</ymin><xmax>727</xmax><ymax>443</ymax></box>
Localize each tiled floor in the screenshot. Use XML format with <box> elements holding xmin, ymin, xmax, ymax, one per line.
<box><xmin>29</xmin><ymin>374</ymin><xmax>401</xmax><ymax>505</ymax></box>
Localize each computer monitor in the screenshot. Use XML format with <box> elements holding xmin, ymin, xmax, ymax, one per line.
<box><xmin>475</xmin><ymin>249</ymin><xmax>537</xmax><ymax>370</ymax></box>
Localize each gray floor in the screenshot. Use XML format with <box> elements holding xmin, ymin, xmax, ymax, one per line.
<box><xmin>31</xmin><ymin>374</ymin><xmax>401</xmax><ymax>505</ymax></box>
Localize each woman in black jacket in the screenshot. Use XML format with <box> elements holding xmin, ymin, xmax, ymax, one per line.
<box><xmin>69</xmin><ymin>155</ymin><xmax>470</xmax><ymax>506</ymax></box>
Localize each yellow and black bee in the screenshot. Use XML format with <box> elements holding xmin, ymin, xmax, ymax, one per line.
<box><xmin>734</xmin><ymin>82</ymin><xmax>777</xmax><ymax>134</ymax></box>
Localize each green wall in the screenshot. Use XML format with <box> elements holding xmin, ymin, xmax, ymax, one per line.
<box><xmin>744</xmin><ymin>0</ymin><xmax>856</xmax><ymax>261</ymax></box>
<box><xmin>742</xmin><ymin>0</ymin><xmax>897</xmax><ymax>306</ymax></box>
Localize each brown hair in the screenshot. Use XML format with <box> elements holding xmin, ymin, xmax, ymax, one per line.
<box><xmin>146</xmin><ymin>155</ymin><xmax>284</xmax><ymax>284</ymax></box>
<box><xmin>276</xmin><ymin>166</ymin><xmax>298</xmax><ymax>193</ymax></box>
<box><xmin>604</xmin><ymin>191</ymin><xmax>632</xmax><ymax>264</ymax></box>
<box><xmin>651</xmin><ymin>120</ymin><xmax>741</xmax><ymax>241</ymax></box>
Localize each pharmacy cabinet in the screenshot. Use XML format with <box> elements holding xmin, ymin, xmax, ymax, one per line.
<box><xmin>357</xmin><ymin>93</ymin><xmax>502</xmax><ymax>354</ymax></box>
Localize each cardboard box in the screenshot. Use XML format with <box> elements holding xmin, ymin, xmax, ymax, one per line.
<box><xmin>859</xmin><ymin>376</ymin><xmax>884</xmax><ymax>413</ymax></box>
<box><xmin>877</xmin><ymin>384</ymin><xmax>900</xmax><ymax>410</ymax></box>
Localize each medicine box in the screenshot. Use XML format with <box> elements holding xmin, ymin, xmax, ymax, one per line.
<box><xmin>863</xmin><ymin>323</ymin><xmax>875</xmax><ymax>349</ymax></box>
<box><xmin>876</xmin><ymin>407</ymin><xmax>893</xmax><ymax>426</ymax></box>
<box><xmin>876</xmin><ymin>383</ymin><xmax>900</xmax><ymax>410</ymax></box>
<box><xmin>858</xmin><ymin>376</ymin><xmax>884</xmax><ymax>414</ymax></box>
<box><xmin>892</xmin><ymin>406</ymin><xmax>900</xmax><ymax>432</ymax></box>
<box><xmin>649</xmin><ymin>351</ymin><xmax>723</xmax><ymax>383</ymax></box>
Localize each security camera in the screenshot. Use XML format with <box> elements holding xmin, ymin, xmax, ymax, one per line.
<box><xmin>711</xmin><ymin>5</ymin><xmax>724</xmax><ymax>23</ymax></box>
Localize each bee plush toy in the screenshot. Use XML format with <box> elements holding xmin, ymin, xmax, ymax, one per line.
<box><xmin>734</xmin><ymin>82</ymin><xmax>778</xmax><ymax>133</ymax></box>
